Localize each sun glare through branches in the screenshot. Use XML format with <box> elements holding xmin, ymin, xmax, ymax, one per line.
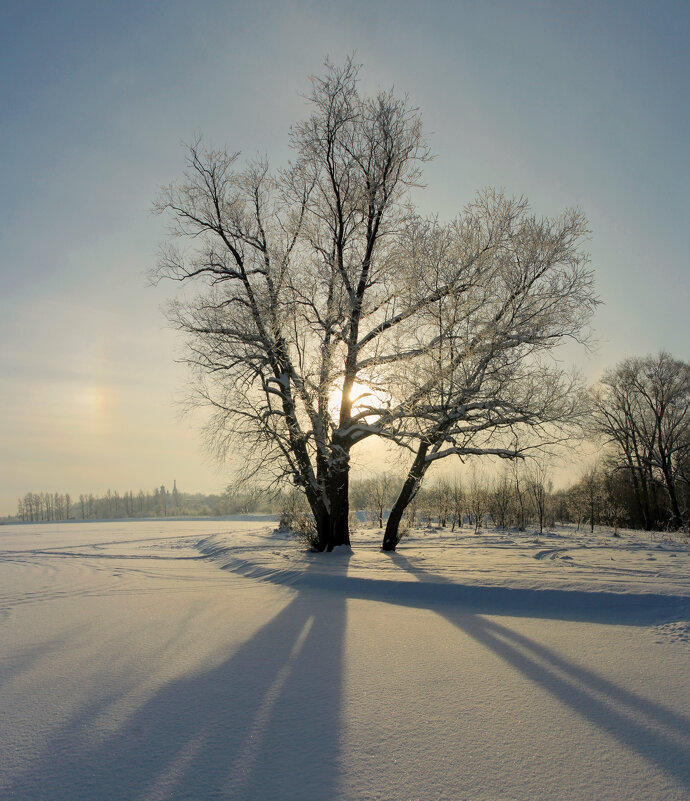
<box><xmin>329</xmin><ymin>380</ymin><xmax>392</xmax><ymax>422</ymax></box>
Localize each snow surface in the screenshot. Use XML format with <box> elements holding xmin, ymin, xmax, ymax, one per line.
<box><xmin>1</xmin><ymin>518</ymin><xmax>689</xmax><ymax>801</ymax></box>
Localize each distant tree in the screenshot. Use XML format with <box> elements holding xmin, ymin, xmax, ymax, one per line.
<box><xmin>447</xmin><ymin>478</ymin><xmax>464</xmax><ymax>531</ymax></box>
<box><xmin>550</xmin><ymin>488</ymin><xmax>570</xmax><ymax>526</ymax></box>
<box><xmin>466</xmin><ymin>469</ymin><xmax>487</xmax><ymax>533</ymax></box>
<box><xmin>431</xmin><ymin>478</ymin><xmax>455</xmax><ymax>528</ymax></box>
<box><xmin>368</xmin><ymin>473</ymin><xmax>397</xmax><ymax>528</ymax></box>
<box><xmin>573</xmin><ymin>465</ymin><xmax>606</xmax><ymax>533</ymax></box>
<box><xmin>487</xmin><ymin>469</ymin><xmax>514</xmax><ymax>530</ymax></box>
<box><xmin>105</xmin><ymin>489</ymin><xmax>113</xmax><ymax>518</ymax></box>
<box><xmin>511</xmin><ymin>461</ymin><xmax>529</xmax><ymax>532</ymax></box>
<box><xmin>222</xmin><ymin>482</ymin><xmax>263</xmax><ymax>514</ymax></box>
<box><xmin>593</xmin><ymin>353</ymin><xmax>690</xmax><ymax>530</ymax></box>
<box><xmin>599</xmin><ymin>467</ymin><xmax>627</xmax><ymax>534</ymax></box>
<box><xmin>526</xmin><ymin>460</ymin><xmax>552</xmax><ymax>534</ymax></box>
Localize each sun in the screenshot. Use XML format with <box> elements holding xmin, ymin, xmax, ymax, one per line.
<box><xmin>329</xmin><ymin>379</ymin><xmax>390</xmax><ymax>420</ymax></box>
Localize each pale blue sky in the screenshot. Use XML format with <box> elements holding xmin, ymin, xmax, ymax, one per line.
<box><xmin>1</xmin><ymin>0</ymin><xmax>688</xmax><ymax>514</ymax></box>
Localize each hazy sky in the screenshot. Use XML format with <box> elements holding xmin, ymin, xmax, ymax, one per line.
<box><xmin>1</xmin><ymin>0</ymin><xmax>688</xmax><ymax>515</ymax></box>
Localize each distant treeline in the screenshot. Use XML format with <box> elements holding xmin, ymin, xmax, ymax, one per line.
<box><xmin>14</xmin><ymin>484</ymin><xmax>279</xmax><ymax>522</ymax></box>
<box><xmin>284</xmin><ymin>461</ymin><xmax>690</xmax><ymax>538</ymax></box>
<box><xmin>13</xmin><ymin>464</ymin><xmax>689</xmax><ymax>533</ymax></box>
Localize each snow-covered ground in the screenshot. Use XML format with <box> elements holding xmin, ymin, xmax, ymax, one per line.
<box><xmin>1</xmin><ymin>518</ymin><xmax>689</xmax><ymax>801</ymax></box>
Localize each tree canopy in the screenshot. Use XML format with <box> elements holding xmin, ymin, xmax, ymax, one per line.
<box><xmin>155</xmin><ymin>59</ymin><xmax>597</xmax><ymax>551</ymax></box>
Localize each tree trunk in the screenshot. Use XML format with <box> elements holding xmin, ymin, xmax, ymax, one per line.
<box><xmin>627</xmin><ymin>462</ymin><xmax>648</xmax><ymax>530</ymax></box>
<box><xmin>327</xmin><ymin>452</ymin><xmax>351</xmax><ymax>550</ymax></box>
<box><xmin>312</xmin><ymin>506</ymin><xmax>331</xmax><ymax>552</ymax></box>
<box><xmin>645</xmin><ymin>463</ymin><xmax>663</xmax><ymax>528</ymax></box>
<box><xmin>661</xmin><ymin>463</ymin><xmax>683</xmax><ymax>530</ymax></box>
<box><xmin>630</xmin><ymin>444</ymin><xmax>653</xmax><ymax>530</ymax></box>
<box><xmin>382</xmin><ymin>442</ymin><xmax>430</xmax><ymax>551</ymax></box>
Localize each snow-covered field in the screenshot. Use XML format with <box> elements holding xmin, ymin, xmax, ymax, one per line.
<box><xmin>1</xmin><ymin>518</ymin><xmax>689</xmax><ymax>801</ymax></box>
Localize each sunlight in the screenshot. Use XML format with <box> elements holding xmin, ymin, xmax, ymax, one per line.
<box><xmin>329</xmin><ymin>379</ymin><xmax>390</xmax><ymax>420</ymax></box>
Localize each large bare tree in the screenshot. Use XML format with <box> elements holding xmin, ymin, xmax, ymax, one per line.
<box><xmin>154</xmin><ymin>60</ymin><xmax>596</xmax><ymax>552</ymax></box>
<box><xmin>154</xmin><ymin>60</ymin><xmax>464</xmax><ymax>550</ymax></box>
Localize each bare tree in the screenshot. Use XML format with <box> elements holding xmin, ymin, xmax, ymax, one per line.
<box><xmin>487</xmin><ymin>469</ymin><xmax>514</xmax><ymax>530</ymax></box>
<box><xmin>154</xmin><ymin>59</ymin><xmax>448</xmax><ymax>550</ymax></box>
<box><xmin>593</xmin><ymin>353</ymin><xmax>690</xmax><ymax>530</ymax></box>
<box><xmin>434</xmin><ymin>478</ymin><xmax>455</xmax><ymax>527</ymax></box>
<box><xmin>155</xmin><ymin>59</ymin><xmax>596</xmax><ymax>553</ymax></box>
<box><xmin>366</xmin><ymin>473</ymin><xmax>397</xmax><ymax>528</ymax></box>
<box><xmin>381</xmin><ymin>202</ymin><xmax>596</xmax><ymax>549</ymax></box>
<box><xmin>449</xmin><ymin>477</ymin><xmax>464</xmax><ymax>531</ymax></box>
<box><xmin>153</xmin><ymin>61</ymin><xmax>536</xmax><ymax>551</ymax></box>
<box><xmin>593</xmin><ymin>360</ymin><xmax>657</xmax><ymax>528</ymax></box>
<box><xmin>466</xmin><ymin>469</ymin><xmax>487</xmax><ymax>534</ymax></box>
<box><xmin>526</xmin><ymin>459</ymin><xmax>552</xmax><ymax>534</ymax></box>
<box><xmin>569</xmin><ymin>464</ymin><xmax>606</xmax><ymax>533</ymax></box>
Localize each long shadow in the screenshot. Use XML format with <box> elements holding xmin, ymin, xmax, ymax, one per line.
<box><xmin>231</xmin><ymin>556</ymin><xmax>688</xmax><ymax>625</ymax></box>
<box><xmin>7</xmin><ymin>545</ymin><xmax>689</xmax><ymax>797</ymax></box>
<box><xmin>389</xmin><ymin>550</ymin><xmax>690</xmax><ymax>789</ymax></box>
<box><xmin>5</xmin><ymin>553</ymin><xmax>350</xmax><ymax>801</ymax></box>
<box><xmin>211</xmin><ymin>546</ymin><xmax>690</xmax><ymax>786</ymax></box>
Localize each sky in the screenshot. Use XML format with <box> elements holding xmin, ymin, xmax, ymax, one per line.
<box><xmin>1</xmin><ymin>0</ymin><xmax>688</xmax><ymax>515</ymax></box>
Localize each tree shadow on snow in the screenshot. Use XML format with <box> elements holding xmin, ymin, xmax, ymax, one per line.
<box><xmin>5</xmin><ymin>553</ymin><xmax>350</xmax><ymax>801</ymax></box>
<box><xmin>388</xmin><ymin>551</ymin><xmax>690</xmax><ymax>790</ymax></box>
<box><xmin>7</xmin><ymin>546</ymin><xmax>690</xmax><ymax>798</ymax></box>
